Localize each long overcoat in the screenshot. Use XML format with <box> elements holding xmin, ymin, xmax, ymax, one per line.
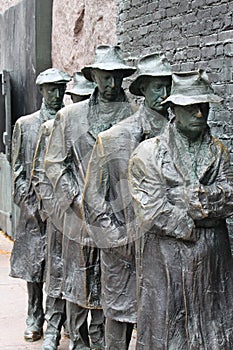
<box><xmin>44</xmin><ymin>89</ymin><xmax>133</xmax><ymax>308</ymax></box>
<box><xmin>32</xmin><ymin>118</ymin><xmax>64</xmax><ymax>297</ymax></box>
<box><xmin>10</xmin><ymin>103</ymin><xmax>55</xmax><ymax>282</ymax></box>
<box><xmin>128</xmin><ymin>122</ymin><xmax>233</xmax><ymax>349</ymax></box>
<box><xmin>83</xmin><ymin>105</ymin><xmax>168</xmax><ymax>322</ymax></box>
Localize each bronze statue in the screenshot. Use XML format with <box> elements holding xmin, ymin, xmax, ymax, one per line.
<box><xmin>32</xmin><ymin>118</ymin><xmax>67</xmax><ymax>350</ymax></box>
<box><xmin>65</xmin><ymin>71</ymin><xmax>96</xmax><ymax>103</ymax></box>
<box><xmin>83</xmin><ymin>53</ymin><xmax>172</xmax><ymax>349</ymax></box>
<box><xmin>128</xmin><ymin>70</ymin><xmax>233</xmax><ymax>349</ymax></box>
<box><xmin>31</xmin><ymin>71</ymin><xmax>95</xmax><ymax>350</ymax></box>
<box><xmin>44</xmin><ymin>45</ymin><xmax>136</xmax><ymax>350</ymax></box>
<box><xmin>10</xmin><ymin>68</ymin><xmax>71</xmax><ymax>342</ymax></box>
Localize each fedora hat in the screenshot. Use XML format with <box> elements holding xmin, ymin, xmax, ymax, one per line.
<box><xmin>36</xmin><ymin>68</ymin><xmax>71</xmax><ymax>86</ymax></box>
<box><xmin>82</xmin><ymin>45</ymin><xmax>136</xmax><ymax>82</ymax></box>
<box><xmin>65</xmin><ymin>72</ymin><xmax>96</xmax><ymax>96</ymax></box>
<box><xmin>129</xmin><ymin>53</ymin><xmax>172</xmax><ymax>96</ymax></box>
<box><xmin>162</xmin><ymin>70</ymin><xmax>223</xmax><ymax>105</ymax></box>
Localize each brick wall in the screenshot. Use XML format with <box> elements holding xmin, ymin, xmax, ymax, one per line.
<box><xmin>116</xmin><ymin>0</ymin><xmax>233</xmax><ymax>155</ymax></box>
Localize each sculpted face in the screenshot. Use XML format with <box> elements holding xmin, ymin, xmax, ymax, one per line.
<box><xmin>40</xmin><ymin>83</ymin><xmax>66</xmax><ymax>111</ymax></box>
<box><xmin>91</xmin><ymin>69</ymin><xmax>124</xmax><ymax>101</ymax></box>
<box><xmin>174</xmin><ymin>103</ymin><xmax>209</xmax><ymax>140</ymax></box>
<box><xmin>140</xmin><ymin>76</ymin><xmax>171</xmax><ymax>115</ymax></box>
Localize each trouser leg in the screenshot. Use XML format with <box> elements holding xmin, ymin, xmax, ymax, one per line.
<box><xmin>63</xmin><ymin>319</ymin><xmax>70</xmax><ymax>337</ymax></box>
<box><xmin>105</xmin><ymin>318</ymin><xmax>134</xmax><ymax>350</ymax></box>
<box><xmin>26</xmin><ymin>281</ymin><xmax>44</xmax><ymax>329</ymax></box>
<box><xmin>89</xmin><ymin>309</ymin><xmax>105</xmax><ymax>349</ymax></box>
<box><xmin>41</xmin><ymin>295</ymin><xmax>66</xmax><ymax>349</ymax></box>
<box><xmin>66</xmin><ymin>301</ymin><xmax>90</xmax><ymax>350</ymax></box>
<box><xmin>24</xmin><ymin>281</ymin><xmax>44</xmax><ymax>341</ymax></box>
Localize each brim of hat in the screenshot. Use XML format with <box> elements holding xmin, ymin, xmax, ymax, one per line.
<box><xmin>161</xmin><ymin>94</ymin><xmax>223</xmax><ymax>105</ymax></box>
<box><xmin>82</xmin><ymin>64</ymin><xmax>136</xmax><ymax>82</ymax></box>
<box><xmin>36</xmin><ymin>79</ymin><xmax>70</xmax><ymax>85</ymax></box>
<box><xmin>65</xmin><ymin>87</ymin><xmax>93</xmax><ymax>96</ymax></box>
<box><xmin>129</xmin><ymin>73</ymin><xmax>172</xmax><ymax>96</ymax></box>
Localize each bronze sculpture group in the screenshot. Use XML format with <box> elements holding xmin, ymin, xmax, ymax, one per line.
<box><xmin>10</xmin><ymin>45</ymin><xmax>233</xmax><ymax>350</ymax></box>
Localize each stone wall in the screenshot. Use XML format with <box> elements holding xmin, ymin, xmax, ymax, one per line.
<box><xmin>0</xmin><ymin>0</ymin><xmax>117</xmax><ymax>104</ymax></box>
<box><xmin>0</xmin><ymin>0</ymin><xmax>117</xmax><ymax>75</ymax></box>
<box><xmin>0</xmin><ymin>0</ymin><xmax>20</xmax><ymax>12</ymax></box>
<box><xmin>0</xmin><ymin>0</ymin><xmax>52</xmax><ymax>120</ymax></box>
<box><xmin>52</xmin><ymin>0</ymin><xmax>117</xmax><ymax>75</ymax></box>
<box><xmin>116</xmin><ymin>0</ymin><xmax>233</xmax><ymax>156</ymax></box>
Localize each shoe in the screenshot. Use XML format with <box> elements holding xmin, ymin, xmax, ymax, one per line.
<box><xmin>41</xmin><ymin>338</ymin><xmax>58</xmax><ymax>350</ymax></box>
<box><xmin>24</xmin><ymin>327</ymin><xmax>43</xmax><ymax>342</ymax></box>
<box><xmin>69</xmin><ymin>341</ymin><xmax>91</xmax><ymax>350</ymax></box>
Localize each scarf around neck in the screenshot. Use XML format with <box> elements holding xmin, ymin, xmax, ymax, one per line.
<box><xmin>87</xmin><ymin>87</ymin><xmax>133</xmax><ymax>137</ymax></box>
<box><xmin>39</xmin><ymin>99</ymin><xmax>64</xmax><ymax>123</ymax></box>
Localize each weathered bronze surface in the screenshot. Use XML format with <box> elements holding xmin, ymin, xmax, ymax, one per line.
<box><xmin>44</xmin><ymin>45</ymin><xmax>136</xmax><ymax>349</ymax></box>
<box><xmin>31</xmin><ymin>71</ymin><xmax>97</xmax><ymax>349</ymax></box>
<box><xmin>128</xmin><ymin>70</ymin><xmax>233</xmax><ymax>349</ymax></box>
<box><xmin>83</xmin><ymin>53</ymin><xmax>172</xmax><ymax>349</ymax></box>
<box><xmin>32</xmin><ymin>118</ymin><xmax>67</xmax><ymax>349</ymax></box>
<box><xmin>9</xmin><ymin>68</ymin><xmax>70</xmax><ymax>342</ymax></box>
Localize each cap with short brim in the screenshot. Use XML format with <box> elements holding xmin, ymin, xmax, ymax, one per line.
<box><xmin>81</xmin><ymin>45</ymin><xmax>136</xmax><ymax>82</ymax></box>
<box><xmin>161</xmin><ymin>70</ymin><xmax>223</xmax><ymax>105</ymax></box>
<box><xmin>129</xmin><ymin>53</ymin><xmax>172</xmax><ymax>96</ymax></box>
<box><xmin>65</xmin><ymin>72</ymin><xmax>96</xmax><ymax>96</ymax></box>
<box><xmin>36</xmin><ymin>68</ymin><xmax>71</xmax><ymax>85</ymax></box>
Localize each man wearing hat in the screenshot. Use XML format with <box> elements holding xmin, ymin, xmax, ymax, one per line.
<box><xmin>31</xmin><ymin>70</ymin><xmax>95</xmax><ymax>350</ymax></box>
<box><xmin>65</xmin><ymin>71</ymin><xmax>96</xmax><ymax>103</ymax></box>
<box><xmin>44</xmin><ymin>45</ymin><xmax>136</xmax><ymax>350</ymax></box>
<box><xmin>10</xmin><ymin>68</ymin><xmax>71</xmax><ymax>342</ymax></box>
<box><xmin>83</xmin><ymin>52</ymin><xmax>172</xmax><ymax>349</ymax></box>
<box><xmin>128</xmin><ymin>70</ymin><xmax>233</xmax><ymax>349</ymax></box>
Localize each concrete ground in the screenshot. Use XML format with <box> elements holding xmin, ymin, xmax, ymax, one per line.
<box><xmin>0</xmin><ymin>231</ymin><xmax>136</xmax><ymax>349</ymax></box>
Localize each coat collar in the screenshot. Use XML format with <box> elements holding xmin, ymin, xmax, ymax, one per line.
<box><xmin>39</xmin><ymin>100</ymin><xmax>62</xmax><ymax>123</ymax></box>
<box><xmin>87</xmin><ymin>88</ymin><xmax>132</xmax><ymax>139</ymax></box>
<box><xmin>140</xmin><ymin>104</ymin><xmax>168</xmax><ymax>140</ymax></box>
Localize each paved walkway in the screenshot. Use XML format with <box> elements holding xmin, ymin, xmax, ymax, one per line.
<box><xmin>0</xmin><ymin>231</ymin><xmax>136</xmax><ymax>349</ymax></box>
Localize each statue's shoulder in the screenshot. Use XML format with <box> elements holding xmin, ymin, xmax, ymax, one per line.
<box><xmin>211</xmin><ymin>134</ymin><xmax>229</xmax><ymax>157</ymax></box>
<box><xmin>58</xmin><ymin>100</ymin><xmax>89</xmax><ymax>122</ymax></box>
<box><xmin>14</xmin><ymin>111</ymin><xmax>40</xmax><ymax>133</ymax></box>
<box><xmin>99</xmin><ymin>110</ymin><xmax>141</xmax><ymax>143</ymax></box>
<box><xmin>131</xmin><ymin>136</ymin><xmax>160</xmax><ymax>161</ymax></box>
<box><xmin>117</xmin><ymin>109</ymin><xmax>141</xmax><ymax>129</ymax></box>
<box><xmin>15</xmin><ymin>110</ymin><xmax>40</xmax><ymax>126</ymax></box>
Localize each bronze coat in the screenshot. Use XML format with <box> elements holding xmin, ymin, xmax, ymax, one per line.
<box><xmin>129</xmin><ymin>122</ymin><xmax>233</xmax><ymax>349</ymax></box>
<box><xmin>32</xmin><ymin>119</ymin><xmax>64</xmax><ymax>297</ymax></box>
<box><xmin>10</xmin><ymin>104</ymin><xmax>55</xmax><ymax>282</ymax></box>
<box><xmin>83</xmin><ymin>105</ymin><xmax>167</xmax><ymax>322</ymax></box>
<box><xmin>44</xmin><ymin>89</ymin><xmax>133</xmax><ymax>308</ymax></box>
